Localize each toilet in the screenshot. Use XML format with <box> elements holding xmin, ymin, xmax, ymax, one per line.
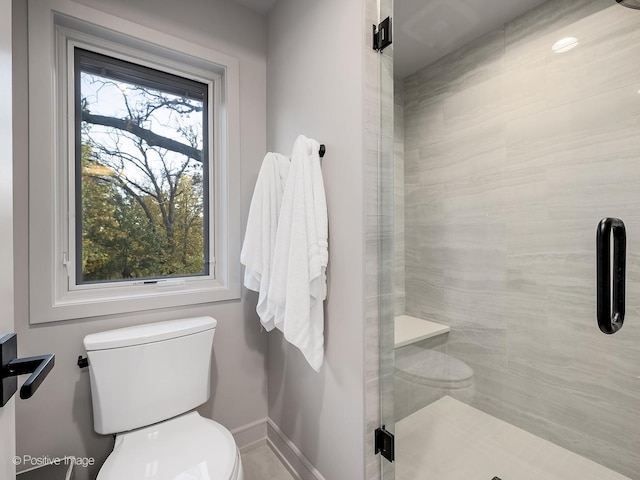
<box><xmin>394</xmin><ymin>346</ymin><xmax>475</xmax><ymax>420</ymax></box>
<box><xmin>393</xmin><ymin>316</ymin><xmax>475</xmax><ymax>421</ymax></box>
<box><xmin>83</xmin><ymin>316</ymin><xmax>243</xmax><ymax>480</ymax></box>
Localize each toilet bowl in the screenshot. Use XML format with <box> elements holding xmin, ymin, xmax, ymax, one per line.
<box><xmin>98</xmin><ymin>412</ymin><xmax>243</xmax><ymax>480</ymax></box>
<box><xmin>394</xmin><ymin>345</ymin><xmax>475</xmax><ymax>421</ymax></box>
<box><xmin>84</xmin><ymin>316</ymin><xmax>243</xmax><ymax>480</ymax></box>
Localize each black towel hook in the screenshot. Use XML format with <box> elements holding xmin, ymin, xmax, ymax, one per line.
<box><xmin>319</xmin><ymin>144</ymin><xmax>326</xmax><ymax>158</ymax></box>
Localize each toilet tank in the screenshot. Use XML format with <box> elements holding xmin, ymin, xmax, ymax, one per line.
<box><xmin>83</xmin><ymin>316</ymin><xmax>217</xmax><ymax>435</ymax></box>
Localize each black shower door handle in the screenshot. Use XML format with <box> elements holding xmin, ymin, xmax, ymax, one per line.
<box><xmin>596</xmin><ymin>218</ymin><xmax>626</xmax><ymax>334</ymax></box>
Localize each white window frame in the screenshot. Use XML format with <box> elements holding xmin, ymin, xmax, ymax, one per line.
<box><xmin>28</xmin><ymin>0</ymin><xmax>241</xmax><ymax>324</ymax></box>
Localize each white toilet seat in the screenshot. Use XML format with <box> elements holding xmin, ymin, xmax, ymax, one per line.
<box><xmin>97</xmin><ymin>411</ymin><xmax>242</xmax><ymax>480</ymax></box>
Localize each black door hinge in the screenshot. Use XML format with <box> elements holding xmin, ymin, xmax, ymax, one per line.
<box><xmin>375</xmin><ymin>425</ymin><xmax>395</xmax><ymax>462</ymax></box>
<box><xmin>373</xmin><ymin>17</ymin><xmax>392</xmax><ymax>52</ymax></box>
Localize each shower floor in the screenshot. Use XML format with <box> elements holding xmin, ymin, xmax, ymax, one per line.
<box><xmin>396</xmin><ymin>396</ymin><xmax>630</xmax><ymax>480</ymax></box>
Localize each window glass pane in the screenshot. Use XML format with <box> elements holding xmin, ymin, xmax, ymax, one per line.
<box><xmin>75</xmin><ymin>49</ymin><xmax>209</xmax><ymax>284</ymax></box>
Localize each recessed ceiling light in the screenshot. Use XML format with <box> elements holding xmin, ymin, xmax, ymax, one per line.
<box><xmin>552</xmin><ymin>37</ymin><xmax>579</xmax><ymax>53</ymax></box>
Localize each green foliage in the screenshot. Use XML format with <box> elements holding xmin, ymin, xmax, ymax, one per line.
<box><xmin>82</xmin><ymin>145</ymin><xmax>204</xmax><ymax>282</ymax></box>
<box><xmin>78</xmin><ymin>67</ymin><xmax>208</xmax><ymax>283</ymax></box>
<box><xmin>80</xmin><ymin>141</ymin><xmax>205</xmax><ymax>282</ymax></box>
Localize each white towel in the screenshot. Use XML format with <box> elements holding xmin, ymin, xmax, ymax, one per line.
<box><xmin>241</xmin><ymin>152</ymin><xmax>290</xmax><ymax>330</ymax></box>
<box><xmin>268</xmin><ymin>135</ymin><xmax>328</xmax><ymax>371</ymax></box>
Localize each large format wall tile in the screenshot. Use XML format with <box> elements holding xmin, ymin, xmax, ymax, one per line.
<box><xmin>504</xmin><ymin>0</ymin><xmax>612</xmax><ymax>70</ymax></box>
<box><xmin>401</xmin><ymin>0</ymin><xmax>640</xmax><ymax>477</ymax></box>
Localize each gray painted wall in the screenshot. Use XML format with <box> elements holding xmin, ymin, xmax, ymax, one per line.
<box><xmin>402</xmin><ymin>0</ymin><xmax>640</xmax><ymax>476</ymax></box>
<box><xmin>13</xmin><ymin>1</ymin><xmax>268</xmax><ymax>479</ymax></box>
<box><xmin>266</xmin><ymin>0</ymin><xmax>366</xmax><ymax>478</ymax></box>
<box><xmin>0</xmin><ymin>1</ymin><xmax>15</xmax><ymax>478</ymax></box>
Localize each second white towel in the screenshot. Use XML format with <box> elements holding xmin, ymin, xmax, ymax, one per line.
<box><xmin>268</xmin><ymin>135</ymin><xmax>328</xmax><ymax>372</ymax></box>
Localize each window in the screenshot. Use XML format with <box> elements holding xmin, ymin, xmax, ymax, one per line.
<box><xmin>75</xmin><ymin>49</ymin><xmax>210</xmax><ymax>284</ymax></box>
<box><xmin>28</xmin><ymin>2</ymin><xmax>241</xmax><ymax>323</ymax></box>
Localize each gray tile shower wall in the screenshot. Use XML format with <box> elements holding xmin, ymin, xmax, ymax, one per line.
<box><xmin>401</xmin><ymin>0</ymin><xmax>640</xmax><ymax>476</ymax></box>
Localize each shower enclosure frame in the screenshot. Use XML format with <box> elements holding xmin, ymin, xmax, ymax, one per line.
<box><xmin>377</xmin><ymin>0</ymin><xmax>640</xmax><ymax>479</ymax></box>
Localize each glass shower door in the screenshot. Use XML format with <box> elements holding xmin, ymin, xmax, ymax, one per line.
<box><xmin>377</xmin><ymin>0</ymin><xmax>395</xmax><ymax>477</ymax></box>
<box><xmin>381</xmin><ymin>0</ymin><xmax>640</xmax><ymax>478</ymax></box>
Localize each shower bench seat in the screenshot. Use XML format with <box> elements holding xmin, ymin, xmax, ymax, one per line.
<box><xmin>394</xmin><ymin>315</ymin><xmax>450</xmax><ymax>348</ymax></box>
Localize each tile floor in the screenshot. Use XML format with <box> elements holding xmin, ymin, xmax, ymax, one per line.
<box><xmin>239</xmin><ymin>397</ymin><xmax>631</xmax><ymax>480</ymax></box>
<box><xmin>242</xmin><ymin>443</ymin><xmax>296</xmax><ymax>480</ymax></box>
<box><xmin>396</xmin><ymin>396</ymin><xmax>631</xmax><ymax>480</ymax></box>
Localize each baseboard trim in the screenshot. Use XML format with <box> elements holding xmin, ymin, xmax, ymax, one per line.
<box><xmin>230</xmin><ymin>417</ymin><xmax>268</xmax><ymax>451</ymax></box>
<box><xmin>230</xmin><ymin>416</ymin><xmax>326</xmax><ymax>480</ymax></box>
<box><xmin>267</xmin><ymin>418</ymin><xmax>326</xmax><ymax>480</ymax></box>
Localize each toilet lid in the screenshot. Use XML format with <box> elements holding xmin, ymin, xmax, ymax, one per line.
<box><xmin>395</xmin><ymin>346</ymin><xmax>474</xmax><ymax>389</ymax></box>
<box><xmin>97</xmin><ymin>412</ymin><xmax>240</xmax><ymax>480</ymax></box>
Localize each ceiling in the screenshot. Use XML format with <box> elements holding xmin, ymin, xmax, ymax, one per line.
<box><xmin>231</xmin><ymin>0</ymin><xmax>276</xmax><ymax>15</ymax></box>
<box><xmin>233</xmin><ymin>0</ymin><xmax>554</xmax><ymax>78</ymax></box>
<box><xmin>394</xmin><ymin>0</ymin><xmax>549</xmax><ymax>78</ymax></box>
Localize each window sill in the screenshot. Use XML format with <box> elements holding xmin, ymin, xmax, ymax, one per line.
<box><xmin>30</xmin><ymin>281</ymin><xmax>240</xmax><ymax>324</ymax></box>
